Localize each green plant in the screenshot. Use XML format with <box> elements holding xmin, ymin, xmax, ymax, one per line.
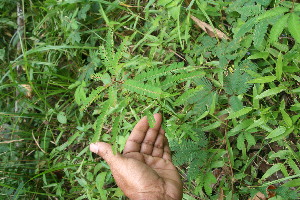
<box><xmin>1</xmin><ymin>0</ymin><xmax>300</xmax><ymax>199</ymax></box>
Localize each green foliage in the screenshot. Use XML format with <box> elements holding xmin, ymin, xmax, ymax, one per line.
<box><xmin>275</xmin><ymin>186</ymin><xmax>299</xmax><ymax>200</ymax></box>
<box><xmin>134</xmin><ymin>62</ymin><xmax>187</xmax><ymax>81</ymax></box>
<box><xmin>288</xmin><ymin>13</ymin><xmax>300</xmax><ymax>44</ymax></box>
<box><xmin>124</xmin><ymin>80</ymin><xmax>165</xmax><ymax>99</ymax></box>
<box><xmin>187</xmin><ymin>77</ymin><xmax>216</xmax><ymax>115</ymax></box>
<box><xmin>1</xmin><ymin>0</ymin><xmax>300</xmax><ymax>199</ymax></box>
<box><xmin>171</xmin><ymin>133</ymin><xmax>208</xmax><ymax>180</ymax></box>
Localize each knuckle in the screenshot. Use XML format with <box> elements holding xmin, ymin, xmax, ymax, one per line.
<box><xmin>154</xmin><ymin>143</ymin><xmax>163</xmax><ymax>149</ymax></box>
<box><xmin>129</xmin><ymin>139</ymin><xmax>141</xmax><ymax>144</ymax></box>
<box><xmin>143</xmin><ymin>140</ymin><xmax>154</xmax><ymax>145</ymax></box>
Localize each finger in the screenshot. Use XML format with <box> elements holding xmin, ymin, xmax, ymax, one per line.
<box><xmin>90</xmin><ymin>142</ymin><xmax>121</xmax><ymax>166</ymax></box>
<box><xmin>140</xmin><ymin>113</ymin><xmax>162</xmax><ymax>155</ymax></box>
<box><xmin>162</xmin><ymin>136</ymin><xmax>172</xmax><ymax>161</ymax></box>
<box><xmin>123</xmin><ymin>116</ymin><xmax>149</xmax><ymax>154</ymax></box>
<box><xmin>151</xmin><ymin>127</ymin><xmax>165</xmax><ymax>158</ymax></box>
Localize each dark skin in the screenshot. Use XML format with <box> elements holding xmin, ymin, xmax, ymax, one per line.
<box><xmin>90</xmin><ymin>113</ymin><xmax>183</xmax><ymax>200</ymax></box>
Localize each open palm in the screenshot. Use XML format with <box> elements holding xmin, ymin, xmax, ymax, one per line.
<box><xmin>90</xmin><ymin>113</ymin><xmax>183</xmax><ymax>200</ymax></box>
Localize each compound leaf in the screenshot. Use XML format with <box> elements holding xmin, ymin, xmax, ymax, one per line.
<box><xmin>257</xmin><ymin>7</ymin><xmax>289</xmax><ymax>21</ymax></box>
<box><xmin>266</xmin><ymin>126</ymin><xmax>286</xmax><ymax>140</ymax></box>
<box><xmin>226</xmin><ymin>107</ymin><xmax>253</xmax><ymax>120</ymax></box>
<box><xmin>255</xmin><ymin>86</ymin><xmax>286</xmax><ymax>99</ymax></box>
<box><xmin>124</xmin><ymin>80</ymin><xmax>164</xmax><ymax>98</ymax></box>
<box><xmin>288</xmin><ymin>13</ymin><xmax>300</xmax><ymax>43</ymax></box>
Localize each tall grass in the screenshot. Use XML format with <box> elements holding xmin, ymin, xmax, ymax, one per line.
<box><xmin>1</xmin><ymin>0</ymin><xmax>300</xmax><ymax>199</ymax></box>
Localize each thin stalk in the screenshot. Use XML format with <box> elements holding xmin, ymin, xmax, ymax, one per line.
<box><xmin>15</xmin><ymin>1</ymin><xmax>25</xmax><ymax>113</ymax></box>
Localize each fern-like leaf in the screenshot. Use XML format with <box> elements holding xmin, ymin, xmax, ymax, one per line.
<box><xmin>253</xmin><ymin>20</ymin><xmax>269</xmax><ymax>50</ymax></box>
<box><xmin>269</xmin><ymin>14</ymin><xmax>289</xmax><ymax>44</ymax></box>
<box><xmin>255</xmin><ymin>0</ymin><xmax>272</xmax><ymax>6</ymax></box>
<box><xmin>174</xmin><ymin>86</ymin><xmax>204</xmax><ymax>106</ymax></box>
<box><xmin>244</xmin><ymin>132</ymin><xmax>256</xmax><ymax>150</ymax></box>
<box><xmin>171</xmin><ymin>136</ymin><xmax>208</xmax><ymax>180</ymax></box>
<box><xmin>275</xmin><ymin>187</ymin><xmax>299</xmax><ymax>200</ymax></box>
<box><xmin>134</xmin><ymin>62</ymin><xmax>186</xmax><ymax>81</ymax></box>
<box><xmin>204</xmin><ymin>172</ymin><xmax>217</xmax><ymax>196</ymax></box>
<box><xmin>227</xmin><ymin>0</ymin><xmax>264</xmax><ymax>21</ymax></box>
<box><xmin>74</xmin><ymin>82</ymin><xmax>87</xmax><ymax>105</ymax></box>
<box><xmin>123</xmin><ymin>79</ymin><xmax>165</xmax><ymax>98</ymax></box>
<box><xmin>91</xmin><ymin>73</ymin><xmax>111</xmax><ymax>85</ymax></box>
<box><xmin>92</xmin><ymin>99</ymin><xmax>112</xmax><ymax>142</ymax></box>
<box><xmin>99</xmin><ymin>45</ymin><xmax>110</xmax><ymax>67</ymax></box>
<box><xmin>234</xmin><ymin>18</ymin><xmax>256</xmax><ymax>39</ymax></box>
<box><xmin>239</xmin><ymin>4</ymin><xmax>262</xmax><ymax>20</ymax></box>
<box><xmin>186</xmin><ymin>78</ymin><xmax>215</xmax><ymax>115</ymax></box>
<box><xmin>256</xmin><ymin>6</ymin><xmax>289</xmax><ymax>22</ymax></box>
<box><xmin>105</xmin><ymin>29</ymin><xmax>116</xmax><ymax>66</ymax></box>
<box><xmin>229</xmin><ymin>95</ymin><xmax>243</xmax><ymax>111</ymax></box>
<box><xmin>114</xmin><ymin>38</ymin><xmax>128</xmax><ymax>65</ymax></box>
<box><xmin>239</xmin><ymin>59</ymin><xmax>258</xmax><ymax>72</ymax></box>
<box><xmin>272</xmin><ymin>42</ymin><xmax>289</xmax><ymax>52</ymax></box>
<box><xmin>91</xmin><ymin>72</ymin><xmax>102</xmax><ymax>81</ymax></box>
<box><xmin>288</xmin><ymin>13</ymin><xmax>300</xmax><ymax>44</ymax></box>
<box><xmin>224</xmin><ymin>70</ymin><xmax>252</xmax><ymax>95</ymax></box>
<box><xmin>97</xmin><ymin>29</ymin><xmax>128</xmax><ymax>75</ymax></box>
<box><xmin>80</xmin><ymin>86</ymin><xmax>105</xmax><ymax>111</ymax></box>
<box><xmin>161</xmin><ymin>71</ymin><xmax>205</xmax><ymax>90</ymax></box>
<box><xmin>224</xmin><ymin>60</ymin><xmax>255</xmax><ymax>95</ymax></box>
<box><xmin>226</xmin><ymin>107</ymin><xmax>253</xmax><ymax>120</ymax></box>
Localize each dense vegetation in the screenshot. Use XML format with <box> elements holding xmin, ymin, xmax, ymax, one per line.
<box><xmin>1</xmin><ymin>0</ymin><xmax>300</xmax><ymax>199</ymax></box>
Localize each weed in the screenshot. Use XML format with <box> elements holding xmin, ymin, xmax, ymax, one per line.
<box><xmin>1</xmin><ymin>0</ymin><xmax>300</xmax><ymax>199</ymax></box>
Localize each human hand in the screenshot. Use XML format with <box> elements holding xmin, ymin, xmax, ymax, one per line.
<box><xmin>90</xmin><ymin>113</ymin><xmax>183</xmax><ymax>200</ymax></box>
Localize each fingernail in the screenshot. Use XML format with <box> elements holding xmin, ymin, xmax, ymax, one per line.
<box><xmin>90</xmin><ymin>143</ymin><xmax>99</xmax><ymax>153</ymax></box>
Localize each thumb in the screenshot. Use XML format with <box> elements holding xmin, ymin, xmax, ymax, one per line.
<box><xmin>90</xmin><ymin>142</ymin><xmax>121</xmax><ymax>165</ymax></box>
